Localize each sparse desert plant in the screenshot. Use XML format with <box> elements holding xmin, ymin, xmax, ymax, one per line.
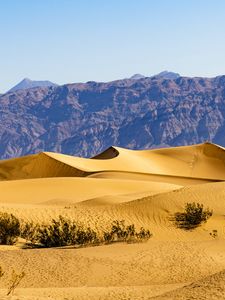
<box><xmin>36</xmin><ymin>216</ymin><xmax>99</xmax><ymax>247</ymax></box>
<box><xmin>110</xmin><ymin>220</ymin><xmax>128</xmax><ymax>240</ymax></box>
<box><xmin>0</xmin><ymin>265</ymin><xmax>24</xmax><ymax>296</ymax></box>
<box><xmin>20</xmin><ymin>220</ymin><xmax>40</xmax><ymax>244</ymax></box>
<box><xmin>175</xmin><ymin>202</ymin><xmax>213</xmax><ymax>229</ymax></box>
<box><xmin>103</xmin><ymin>220</ymin><xmax>152</xmax><ymax>243</ymax></box>
<box><xmin>37</xmin><ymin>215</ymin><xmax>78</xmax><ymax>247</ymax></box>
<box><xmin>76</xmin><ymin>226</ymin><xmax>99</xmax><ymax>245</ymax></box>
<box><xmin>185</xmin><ymin>202</ymin><xmax>213</xmax><ymax>225</ymax></box>
<box><xmin>0</xmin><ymin>212</ymin><xmax>20</xmax><ymax>245</ymax></box>
<box><xmin>20</xmin><ymin>216</ymin><xmax>152</xmax><ymax>248</ymax></box>
<box><xmin>103</xmin><ymin>231</ymin><xmax>113</xmax><ymax>243</ymax></box>
<box><xmin>7</xmin><ymin>270</ymin><xmax>25</xmax><ymax>296</ymax></box>
<box><xmin>135</xmin><ymin>227</ymin><xmax>152</xmax><ymax>241</ymax></box>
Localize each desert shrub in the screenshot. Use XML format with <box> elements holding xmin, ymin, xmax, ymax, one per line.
<box><xmin>21</xmin><ymin>216</ymin><xmax>152</xmax><ymax>248</ymax></box>
<box><xmin>175</xmin><ymin>202</ymin><xmax>213</xmax><ymax>229</ymax></box>
<box><xmin>37</xmin><ymin>216</ymin><xmax>78</xmax><ymax>247</ymax></box>
<box><xmin>76</xmin><ymin>226</ymin><xmax>99</xmax><ymax>245</ymax></box>
<box><xmin>20</xmin><ymin>221</ymin><xmax>40</xmax><ymax>244</ymax></box>
<box><xmin>0</xmin><ymin>265</ymin><xmax>25</xmax><ymax>296</ymax></box>
<box><xmin>135</xmin><ymin>227</ymin><xmax>152</xmax><ymax>241</ymax></box>
<box><xmin>110</xmin><ymin>220</ymin><xmax>128</xmax><ymax>240</ymax></box>
<box><xmin>103</xmin><ymin>231</ymin><xmax>113</xmax><ymax>243</ymax></box>
<box><xmin>7</xmin><ymin>270</ymin><xmax>25</xmax><ymax>296</ymax></box>
<box><xmin>36</xmin><ymin>216</ymin><xmax>99</xmax><ymax>248</ymax></box>
<box><xmin>103</xmin><ymin>220</ymin><xmax>152</xmax><ymax>243</ymax></box>
<box><xmin>0</xmin><ymin>212</ymin><xmax>20</xmax><ymax>245</ymax></box>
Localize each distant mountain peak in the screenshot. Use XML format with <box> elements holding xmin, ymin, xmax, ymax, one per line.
<box><xmin>8</xmin><ymin>78</ymin><xmax>58</xmax><ymax>93</ymax></box>
<box><xmin>130</xmin><ymin>71</ymin><xmax>180</xmax><ymax>80</ymax></box>
<box><xmin>130</xmin><ymin>74</ymin><xmax>146</xmax><ymax>80</ymax></box>
<box><xmin>22</xmin><ymin>77</ymin><xmax>32</xmax><ymax>81</ymax></box>
<box><xmin>153</xmin><ymin>70</ymin><xmax>180</xmax><ymax>80</ymax></box>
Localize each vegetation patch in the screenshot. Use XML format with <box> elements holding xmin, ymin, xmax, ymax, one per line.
<box><xmin>37</xmin><ymin>216</ymin><xmax>98</xmax><ymax>248</ymax></box>
<box><xmin>103</xmin><ymin>220</ymin><xmax>152</xmax><ymax>244</ymax></box>
<box><xmin>0</xmin><ymin>212</ymin><xmax>152</xmax><ymax>248</ymax></box>
<box><xmin>0</xmin><ymin>212</ymin><xmax>20</xmax><ymax>245</ymax></box>
<box><xmin>174</xmin><ymin>202</ymin><xmax>213</xmax><ymax>230</ymax></box>
<box><xmin>37</xmin><ymin>217</ymin><xmax>152</xmax><ymax>248</ymax></box>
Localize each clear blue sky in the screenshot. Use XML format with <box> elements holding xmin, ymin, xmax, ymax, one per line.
<box><xmin>1</xmin><ymin>0</ymin><xmax>225</xmax><ymax>92</ymax></box>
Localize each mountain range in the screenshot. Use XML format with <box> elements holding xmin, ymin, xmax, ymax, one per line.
<box><xmin>0</xmin><ymin>72</ymin><xmax>225</xmax><ymax>159</ymax></box>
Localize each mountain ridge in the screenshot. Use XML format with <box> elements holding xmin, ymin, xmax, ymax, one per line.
<box><xmin>1</xmin><ymin>74</ymin><xmax>225</xmax><ymax>159</ymax></box>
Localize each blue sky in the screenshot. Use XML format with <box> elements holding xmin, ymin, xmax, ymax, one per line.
<box><xmin>1</xmin><ymin>0</ymin><xmax>225</xmax><ymax>92</ymax></box>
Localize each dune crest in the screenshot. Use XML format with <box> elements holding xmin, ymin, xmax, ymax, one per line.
<box><xmin>0</xmin><ymin>142</ymin><xmax>224</xmax><ymax>181</ymax></box>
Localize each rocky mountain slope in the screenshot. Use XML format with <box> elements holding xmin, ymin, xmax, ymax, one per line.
<box><xmin>0</xmin><ymin>75</ymin><xmax>225</xmax><ymax>158</ymax></box>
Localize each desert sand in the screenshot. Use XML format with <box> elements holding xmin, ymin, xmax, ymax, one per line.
<box><xmin>0</xmin><ymin>142</ymin><xmax>225</xmax><ymax>299</ymax></box>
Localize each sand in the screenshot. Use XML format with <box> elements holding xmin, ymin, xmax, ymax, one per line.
<box><xmin>0</xmin><ymin>142</ymin><xmax>225</xmax><ymax>299</ymax></box>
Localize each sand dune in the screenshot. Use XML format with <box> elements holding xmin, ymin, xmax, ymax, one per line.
<box><xmin>0</xmin><ymin>142</ymin><xmax>225</xmax><ymax>299</ymax></box>
<box><xmin>0</xmin><ymin>142</ymin><xmax>225</xmax><ymax>181</ymax></box>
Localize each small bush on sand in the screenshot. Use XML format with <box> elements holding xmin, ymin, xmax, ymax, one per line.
<box><xmin>7</xmin><ymin>270</ymin><xmax>25</xmax><ymax>296</ymax></box>
<box><xmin>103</xmin><ymin>220</ymin><xmax>152</xmax><ymax>243</ymax></box>
<box><xmin>175</xmin><ymin>202</ymin><xmax>213</xmax><ymax>229</ymax></box>
<box><xmin>36</xmin><ymin>216</ymin><xmax>99</xmax><ymax>247</ymax></box>
<box><xmin>0</xmin><ymin>212</ymin><xmax>20</xmax><ymax>245</ymax></box>
<box><xmin>20</xmin><ymin>221</ymin><xmax>40</xmax><ymax>244</ymax></box>
<box><xmin>0</xmin><ymin>265</ymin><xmax>24</xmax><ymax>296</ymax></box>
<box><xmin>76</xmin><ymin>226</ymin><xmax>99</xmax><ymax>245</ymax></box>
<box><xmin>37</xmin><ymin>216</ymin><xmax>78</xmax><ymax>247</ymax></box>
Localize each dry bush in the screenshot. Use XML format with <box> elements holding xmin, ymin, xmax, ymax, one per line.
<box><xmin>0</xmin><ymin>265</ymin><xmax>24</xmax><ymax>296</ymax></box>
<box><xmin>7</xmin><ymin>270</ymin><xmax>25</xmax><ymax>296</ymax></box>
<box><xmin>37</xmin><ymin>216</ymin><xmax>78</xmax><ymax>247</ymax></box>
<box><xmin>175</xmin><ymin>202</ymin><xmax>213</xmax><ymax>229</ymax></box>
<box><xmin>0</xmin><ymin>212</ymin><xmax>20</xmax><ymax>245</ymax></box>
<box><xmin>20</xmin><ymin>220</ymin><xmax>40</xmax><ymax>244</ymax></box>
<box><xmin>36</xmin><ymin>216</ymin><xmax>99</xmax><ymax>247</ymax></box>
<box><xmin>103</xmin><ymin>220</ymin><xmax>152</xmax><ymax>243</ymax></box>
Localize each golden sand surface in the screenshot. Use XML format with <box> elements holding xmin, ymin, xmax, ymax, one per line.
<box><xmin>0</xmin><ymin>142</ymin><xmax>225</xmax><ymax>299</ymax></box>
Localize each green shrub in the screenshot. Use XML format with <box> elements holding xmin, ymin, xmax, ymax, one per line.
<box><xmin>0</xmin><ymin>212</ymin><xmax>20</xmax><ymax>245</ymax></box>
<box><xmin>175</xmin><ymin>202</ymin><xmax>213</xmax><ymax>229</ymax></box>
